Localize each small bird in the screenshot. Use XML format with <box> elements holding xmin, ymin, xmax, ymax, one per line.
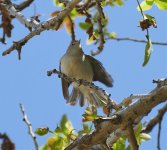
<box><xmin>59</xmin><ymin>40</ymin><xmax>113</xmax><ymax>107</ymax></box>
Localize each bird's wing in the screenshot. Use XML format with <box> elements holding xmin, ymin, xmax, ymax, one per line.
<box><xmin>59</xmin><ymin>61</ymin><xmax>71</xmax><ymax>100</ymax></box>
<box><xmin>86</xmin><ymin>55</ymin><xmax>113</xmax><ymax>87</ymax></box>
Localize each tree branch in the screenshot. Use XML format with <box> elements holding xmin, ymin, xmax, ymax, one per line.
<box><xmin>68</xmin><ymin>15</ymin><xmax>75</xmax><ymax>41</ymax></box>
<box><xmin>106</xmin><ymin>37</ymin><xmax>167</xmax><ymax>46</ymax></box>
<box><xmin>157</xmin><ymin>119</ymin><xmax>162</xmax><ymax>150</ymax></box>
<box><xmin>13</xmin><ymin>0</ymin><xmax>34</xmax><ymax>11</ymax></box>
<box><xmin>2</xmin><ymin>0</ymin><xmax>81</xmax><ymax>58</ymax></box>
<box><xmin>3</xmin><ymin>1</ymin><xmax>39</xmax><ymax>29</ymax></box>
<box><xmin>65</xmin><ymin>79</ymin><xmax>167</xmax><ymax>150</ymax></box>
<box><xmin>91</xmin><ymin>0</ymin><xmax>105</xmax><ymax>56</ymax></box>
<box><xmin>141</xmin><ymin>103</ymin><xmax>167</xmax><ymax>133</ymax></box>
<box><xmin>76</xmin><ymin>0</ymin><xmax>96</xmax><ymax>16</ymax></box>
<box><xmin>126</xmin><ymin>121</ymin><xmax>139</xmax><ymax>150</ymax></box>
<box><xmin>19</xmin><ymin>103</ymin><xmax>39</xmax><ymax>150</ymax></box>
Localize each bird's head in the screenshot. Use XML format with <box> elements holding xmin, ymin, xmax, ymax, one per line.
<box><xmin>67</xmin><ymin>40</ymin><xmax>82</xmax><ymax>54</ymax></box>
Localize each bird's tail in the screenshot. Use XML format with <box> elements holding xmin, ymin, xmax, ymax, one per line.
<box><xmin>86</xmin><ymin>88</ymin><xmax>108</xmax><ymax>107</ymax></box>
<box><xmin>67</xmin><ymin>87</ymin><xmax>108</xmax><ymax>107</ymax></box>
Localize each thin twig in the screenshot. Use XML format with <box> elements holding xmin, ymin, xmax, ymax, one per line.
<box><xmin>76</xmin><ymin>0</ymin><xmax>96</xmax><ymax>16</ymax></box>
<box><xmin>126</xmin><ymin>121</ymin><xmax>139</xmax><ymax>150</ymax></box>
<box><xmin>67</xmin><ymin>15</ymin><xmax>75</xmax><ymax>41</ymax></box>
<box><xmin>91</xmin><ymin>0</ymin><xmax>105</xmax><ymax>56</ymax></box>
<box><xmin>19</xmin><ymin>103</ymin><xmax>39</xmax><ymax>150</ymax></box>
<box><xmin>14</xmin><ymin>0</ymin><xmax>34</xmax><ymax>11</ymax></box>
<box><xmin>136</xmin><ymin>0</ymin><xmax>144</xmax><ymax>19</ymax></box>
<box><xmin>142</xmin><ymin>103</ymin><xmax>167</xmax><ymax>133</ymax></box>
<box><xmin>106</xmin><ymin>37</ymin><xmax>167</xmax><ymax>46</ymax></box>
<box><xmin>157</xmin><ymin>119</ymin><xmax>162</xmax><ymax>150</ymax></box>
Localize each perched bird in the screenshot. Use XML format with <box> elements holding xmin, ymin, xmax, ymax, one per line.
<box><xmin>59</xmin><ymin>40</ymin><xmax>113</xmax><ymax>107</ymax></box>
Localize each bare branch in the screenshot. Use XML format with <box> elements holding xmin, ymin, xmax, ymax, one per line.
<box><xmin>157</xmin><ymin>119</ymin><xmax>162</xmax><ymax>150</ymax></box>
<box><xmin>14</xmin><ymin>0</ymin><xmax>34</xmax><ymax>11</ymax></box>
<box><xmin>153</xmin><ymin>78</ymin><xmax>167</xmax><ymax>87</ymax></box>
<box><xmin>120</xmin><ymin>94</ymin><xmax>150</xmax><ymax>108</ymax></box>
<box><xmin>19</xmin><ymin>103</ymin><xmax>39</xmax><ymax>150</ymax></box>
<box><xmin>106</xmin><ymin>118</ymin><xmax>143</xmax><ymax>148</ymax></box>
<box><xmin>136</xmin><ymin>0</ymin><xmax>144</xmax><ymax>20</ymax></box>
<box><xmin>141</xmin><ymin>103</ymin><xmax>167</xmax><ymax>133</ymax></box>
<box><xmin>2</xmin><ymin>0</ymin><xmax>81</xmax><ymax>58</ymax></box>
<box><xmin>91</xmin><ymin>0</ymin><xmax>105</xmax><ymax>56</ymax></box>
<box><xmin>106</xmin><ymin>128</ymin><xmax>125</xmax><ymax>148</ymax></box>
<box><xmin>3</xmin><ymin>1</ymin><xmax>39</xmax><ymax>29</ymax></box>
<box><xmin>76</xmin><ymin>0</ymin><xmax>96</xmax><ymax>17</ymax></box>
<box><xmin>106</xmin><ymin>37</ymin><xmax>167</xmax><ymax>46</ymax></box>
<box><xmin>126</xmin><ymin>121</ymin><xmax>139</xmax><ymax>150</ymax></box>
<box><xmin>68</xmin><ymin>15</ymin><xmax>75</xmax><ymax>41</ymax></box>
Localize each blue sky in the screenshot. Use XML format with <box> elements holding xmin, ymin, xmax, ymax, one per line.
<box><xmin>0</xmin><ymin>0</ymin><xmax>167</xmax><ymax>149</ymax></box>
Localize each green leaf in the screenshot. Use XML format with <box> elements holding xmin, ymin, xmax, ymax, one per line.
<box><xmin>134</xmin><ymin>123</ymin><xmax>151</xmax><ymax>144</ymax></box>
<box><xmin>144</xmin><ymin>14</ymin><xmax>155</xmax><ymax>21</ymax></box>
<box><xmin>135</xmin><ymin>123</ymin><xmax>143</xmax><ymax>137</ymax></box>
<box><xmin>78</xmin><ymin>123</ymin><xmax>93</xmax><ymax>135</ymax></box>
<box><xmin>140</xmin><ymin>133</ymin><xmax>151</xmax><ymax>141</ymax></box>
<box><xmin>82</xmin><ymin>114</ymin><xmax>99</xmax><ymax>121</ymax></box>
<box><xmin>53</xmin><ymin>0</ymin><xmax>64</xmax><ymax>7</ymax></box>
<box><xmin>40</xmin><ymin>115</ymin><xmax>74</xmax><ymax>150</ymax></box>
<box><xmin>155</xmin><ymin>0</ymin><xmax>167</xmax><ymax>10</ymax></box>
<box><xmin>40</xmin><ymin>144</ymin><xmax>48</xmax><ymax>150</ymax></box>
<box><xmin>93</xmin><ymin>29</ymin><xmax>99</xmax><ymax>38</ymax></box>
<box><xmin>82</xmin><ymin>107</ymin><xmax>100</xmax><ymax>122</ymax></box>
<box><xmin>135</xmin><ymin>123</ymin><xmax>143</xmax><ymax>144</ymax></box>
<box><xmin>70</xmin><ymin>8</ymin><xmax>79</xmax><ymax>19</ymax></box>
<box><xmin>108</xmin><ymin>32</ymin><xmax>117</xmax><ymax>38</ymax></box>
<box><xmin>60</xmin><ymin>114</ymin><xmax>73</xmax><ymax>135</ymax></box>
<box><xmin>79</xmin><ymin>22</ymin><xmax>93</xmax><ymax>31</ymax></box>
<box><xmin>86</xmin><ymin>35</ymin><xmax>95</xmax><ymax>45</ymax></box>
<box><xmin>54</xmin><ymin>126</ymin><xmax>62</xmax><ymax>136</ymax></box>
<box><xmin>144</xmin><ymin>14</ymin><xmax>157</xmax><ymax>27</ymax></box>
<box><xmin>68</xmin><ymin>132</ymin><xmax>77</xmax><ymax>141</ymax></box>
<box><xmin>115</xmin><ymin>0</ymin><xmax>124</xmax><ymax>6</ymax></box>
<box><xmin>101</xmin><ymin>1</ymin><xmax>107</xmax><ymax>7</ymax></box>
<box><xmin>142</xmin><ymin>39</ymin><xmax>152</xmax><ymax>66</ymax></box>
<box><xmin>53</xmin><ymin>0</ymin><xmax>58</xmax><ymax>6</ymax></box>
<box><xmin>113</xmin><ymin>137</ymin><xmax>126</xmax><ymax>150</ymax></box>
<box><xmin>35</xmin><ymin>127</ymin><xmax>49</xmax><ymax>136</ymax></box>
<box><xmin>46</xmin><ymin>136</ymin><xmax>67</xmax><ymax>150</ymax></box>
<box><xmin>137</xmin><ymin>0</ymin><xmax>154</xmax><ymax>11</ymax></box>
<box><xmin>101</xmin><ymin>16</ymin><xmax>108</xmax><ymax>26</ymax></box>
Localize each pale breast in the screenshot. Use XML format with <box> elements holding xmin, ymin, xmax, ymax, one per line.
<box><xmin>60</xmin><ymin>54</ymin><xmax>94</xmax><ymax>82</ymax></box>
